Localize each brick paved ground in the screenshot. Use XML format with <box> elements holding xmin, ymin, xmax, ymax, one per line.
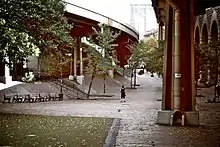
<box><xmin>0</xmin><ymin>73</ymin><xmax>220</xmax><ymax>147</ymax></box>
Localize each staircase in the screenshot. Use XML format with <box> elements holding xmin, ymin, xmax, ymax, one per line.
<box><xmin>51</xmin><ymin>79</ymin><xmax>88</xmax><ymax>99</ymax></box>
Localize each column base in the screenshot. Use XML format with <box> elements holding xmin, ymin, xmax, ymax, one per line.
<box><xmin>69</xmin><ymin>75</ymin><xmax>74</xmax><ymax>81</ymax></box>
<box><xmin>0</xmin><ymin>76</ymin><xmax>12</xmax><ymax>84</ymax></box>
<box><xmin>77</xmin><ymin>75</ymin><xmax>84</xmax><ymax>85</ymax></box>
<box><xmin>157</xmin><ymin>110</ymin><xmax>199</xmax><ymax>126</ymax></box>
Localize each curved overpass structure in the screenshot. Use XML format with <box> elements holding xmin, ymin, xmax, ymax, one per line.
<box><xmin>64</xmin><ymin>1</ymin><xmax>139</xmax><ymax>67</ymax></box>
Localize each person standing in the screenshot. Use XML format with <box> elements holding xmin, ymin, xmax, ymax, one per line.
<box><xmin>120</xmin><ymin>85</ymin><xmax>126</xmax><ymax>102</ymax></box>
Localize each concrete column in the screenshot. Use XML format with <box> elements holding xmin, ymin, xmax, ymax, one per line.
<box><xmin>162</xmin><ymin>5</ymin><xmax>173</xmax><ymax>110</ymax></box>
<box><xmin>158</xmin><ymin>24</ymin><xmax>161</xmax><ymax>40</ymax></box>
<box><xmin>158</xmin><ymin>0</ymin><xmax>199</xmax><ymax>126</ymax></box>
<box><xmin>80</xmin><ymin>47</ymin><xmax>83</xmax><ymax>75</ymax></box>
<box><xmin>189</xmin><ymin>0</ymin><xmax>196</xmax><ymax>111</ymax></box>
<box><xmin>69</xmin><ymin>47</ymin><xmax>74</xmax><ymax>80</ymax></box>
<box><xmin>77</xmin><ymin>47</ymin><xmax>84</xmax><ymax>84</ymax></box>
<box><xmin>76</xmin><ymin>37</ymin><xmax>84</xmax><ymax>84</ymax></box>
<box><xmin>173</xmin><ymin>9</ymin><xmax>181</xmax><ymax>111</ymax></box>
<box><xmin>73</xmin><ymin>41</ymin><xmax>77</xmax><ymax>79</ymax></box>
<box><xmin>160</xmin><ymin>25</ymin><xmax>164</xmax><ymax>40</ymax></box>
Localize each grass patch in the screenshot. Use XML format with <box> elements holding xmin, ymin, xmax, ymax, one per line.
<box><xmin>0</xmin><ymin>113</ymin><xmax>113</xmax><ymax>147</ymax></box>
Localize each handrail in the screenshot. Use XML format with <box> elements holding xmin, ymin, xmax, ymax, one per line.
<box><xmin>64</xmin><ymin>1</ymin><xmax>139</xmax><ymax>40</ymax></box>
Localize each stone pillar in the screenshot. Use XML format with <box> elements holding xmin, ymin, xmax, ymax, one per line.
<box><xmin>173</xmin><ymin>9</ymin><xmax>181</xmax><ymax>111</ymax></box>
<box><xmin>69</xmin><ymin>47</ymin><xmax>74</xmax><ymax>80</ymax></box>
<box><xmin>80</xmin><ymin>47</ymin><xmax>83</xmax><ymax>75</ymax></box>
<box><xmin>157</xmin><ymin>0</ymin><xmax>199</xmax><ymax>126</ymax></box>
<box><xmin>162</xmin><ymin>4</ymin><xmax>173</xmax><ymax>110</ymax></box>
<box><xmin>76</xmin><ymin>37</ymin><xmax>84</xmax><ymax>84</ymax></box>
<box><xmin>73</xmin><ymin>40</ymin><xmax>77</xmax><ymax>80</ymax></box>
<box><xmin>160</xmin><ymin>25</ymin><xmax>163</xmax><ymax>40</ymax></box>
<box><xmin>158</xmin><ymin>23</ymin><xmax>164</xmax><ymax>41</ymax></box>
<box><xmin>158</xmin><ymin>24</ymin><xmax>161</xmax><ymax>40</ymax></box>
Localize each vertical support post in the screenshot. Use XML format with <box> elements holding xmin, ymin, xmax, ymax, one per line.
<box><xmin>158</xmin><ymin>24</ymin><xmax>161</xmax><ymax>41</ymax></box>
<box><xmin>179</xmin><ymin>0</ymin><xmax>194</xmax><ymax>111</ymax></box>
<box><xmin>76</xmin><ymin>37</ymin><xmax>81</xmax><ymax>75</ymax></box>
<box><xmin>76</xmin><ymin>37</ymin><xmax>84</xmax><ymax>84</ymax></box>
<box><xmin>173</xmin><ymin>9</ymin><xmax>181</xmax><ymax>111</ymax></box>
<box><xmin>73</xmin><ymin>39</ymin><xmax>77</xmax><ymax>80</ymax></box>
<box><xmin>69</xmin><ymin>47</ymin><xmax>74</xmax><ymax>80</ymax></box>
<box><xmin>162</xmin><ymin>4</ymin><xmax>173</xmax><ymax>110</ymax></box>
<box><xmin>160</xmin><ymin>24</ymin><xmax>164</xmax><ymax>40</ymax></box>
<box><xmin>80</xmin><ymin>47</ymin><xmax>83</xmax><ymax>75</ymax></box>
<box><xmin>190</xmin><ymin>0</ymin><xmax>196</xmax><ymax>110</ymax></box>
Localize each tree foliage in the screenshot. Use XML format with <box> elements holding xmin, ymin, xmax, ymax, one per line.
<box><xmin>84</xmin><ymin>23</ymin><xmax>120</xmax><ymax>74</ymax></box>
<box><xmin>84</xmin><ymin>23</ymin><xmax>120</xmax><ymax>96</ymax></box>
<box><xmin>126</xmin><ymin>36</ymin><xmax>164</xmax><ymax>77</ymax></box>
<box><xmin>0</xmin><ymin>0</ymin><xmax>74</xmax><ymax>65</ymax></box>
<box><xmin>127</xmin><ymin>40</ymin><xmax>146</xmax><ymax>69</ymax></box>
<box><xmin>143</xmin><ymin>36</ymin><xmax>164</xmax><ymax>75</ymax></box>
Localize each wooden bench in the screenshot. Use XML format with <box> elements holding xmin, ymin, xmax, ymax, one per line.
<box><xmin>49</xmin><ymin>93</ymin><xmax>61</xmax><ymax>101</ymax></box>
<box><xmin>23</xmin><ymin>94</ymin><xmax>35</xmax><ymax>103</ymax></box>
<box><xmin>3</xmin><ymin>94</ymin><xmax>12</xmax><ymax>103</ymax></box>
<box><xmin>35</xmin><ymin>93</ymin><xmax>46</xmax><ymax>102</ymax></box>
<box><xmin>12</xmin><ymin>94</ymin><xmax>23</xmax><ymax>103</ymax></box>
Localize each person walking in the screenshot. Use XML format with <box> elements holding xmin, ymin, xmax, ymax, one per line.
<box><xmin>120</xmin><ymin>85</ymin><xmax>126</xmax><ymax>102</ymax></box>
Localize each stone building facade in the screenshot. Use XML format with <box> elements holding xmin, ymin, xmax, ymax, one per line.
<box><xmin>195</xmin><ymin>6</ymin><xmax>220</xmax><ymax>86</ymax></box>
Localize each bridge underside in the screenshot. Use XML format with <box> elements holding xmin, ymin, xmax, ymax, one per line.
<box><xmin>152</xmin><ymin>0</ymin><xmax>220</xmax><ymax>126</ymax></box>
<box><xmin>65</xmin><ymin>12</ymin><xmax>137</xmax><ymax>83</ymax></box>
<box><xmin>0</xmin><ymin>6</ymin><xmax>138</xmax><ymax>84</ymax></box>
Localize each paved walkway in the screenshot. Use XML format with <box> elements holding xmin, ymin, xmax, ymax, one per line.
<box><xmin>0</xmin><ymin>73</ymin><xmax>220</xmax><ymax>146</ymax></box>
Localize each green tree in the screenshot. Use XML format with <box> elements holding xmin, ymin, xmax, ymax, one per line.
<box><xmin>0</xmin><ymin>0</ymin><xmax>74</xmax><ymax>66</ymax></box>
<box><xmin>127</xmin><ymin>40</ymin><xmax>146</xmax><ymax>88</ymax></box>
<box><xmin>143</xmin><ymin>36</ymin><xmax>164</xmax><ymax>77</ymax></box>
<box><xmin>84</xmin><ymin>23</ymin><xmax>120</xmax><ymax>97</ymax></box>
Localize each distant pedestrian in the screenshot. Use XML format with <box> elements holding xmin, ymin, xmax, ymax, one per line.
<box><xmin>120</xmin><ymin>85</ymin><xmax>126</xmax><ymax>102</ymax></box>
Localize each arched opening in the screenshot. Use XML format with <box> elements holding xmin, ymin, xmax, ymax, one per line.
<box><xmin>199</xmin><ymin>24</ymin><xmax>209</xmax><ymax>85</ymax></box>
<box><xmin>210</xmin><ymin>21</ymin><xmax>218</xmax><ymax>46</ymax></box>
<box><xmin>210</xmin><ymin>21</ymin><xmax>219</xmax><ymax>99</ymax></box>
<box><xmin>194</xmin><ymin>27</ymin><xmax>200</xmax><ymax>85</ymax></box>
<box><xmin>195</xmin><ymin>27</ymin><xmax>200</xmax><ymax>44</ymax></box>
<box><xmin>201</xmin><ymin>24</ymin><xmax>208</xmax><ymax>44</ymax></box>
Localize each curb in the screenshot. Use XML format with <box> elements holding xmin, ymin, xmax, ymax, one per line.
<box><xmin>103</xmin><ymin>118</ymin><xmax>121</xmax><ymax>147</ymax></box>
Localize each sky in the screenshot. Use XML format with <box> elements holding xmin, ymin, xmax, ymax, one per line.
<box><xmin>66</xmin><ymin>0</ymin><xmax>158</xmax><ymax>39</ymax></box>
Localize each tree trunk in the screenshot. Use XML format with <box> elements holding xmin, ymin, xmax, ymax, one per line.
<box><xmin>103</xmin><ymin>73</ymin><xmax>106</xmax><ymax>93</ymax></box>
<box><xmin>38</xmin><ymin>56</ymin><xmax>40</xmax><ymax>80</ymax></box>
<box><xmin>130</xmin><ymin>68</ymin><xmax>133</xmax><ymax>88</ymax></box>
<box><xmin>134</xmin><ymin>67</ymin><xmax>137</xmax><ymax>87</ymax></box>
<box><xmin>87</xmin><ymin>66</ymin><xmax>96</xmax><ymax>98</ymax></box>
<box><xmin>60</xmin><ymin>65</ymin><xmax>63</xmax><ymax>94</ymax></box>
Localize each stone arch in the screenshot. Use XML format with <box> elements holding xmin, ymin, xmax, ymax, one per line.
<box><xmin>194</xmin><ymin>26</ymin><xmax>200</xmax><ymax>83</ymax></box>
<box><xmin>201</xmin><ymin>23</ymin><xmax>208</xmax><ymax>45</ymax></box>
<box><xmin>195</xmin><ymin>27</ymin><xmax>200</xmax><ymax>44</ymax></box>
<box><xmin>200</xmin><ymin>14</ymin><xmax>209</xmax><ymax>44</ymax></box>
<box><xmin>194</xmin><ymin>17</ymin><xmax>201</xmax><ymax>41</ymax></box>
<box><xmin>210</xmin><ymin>10</ymin><xmax>220</xmax><ymax>43</ymax></box>
<box><xmin>199</xmin><ymin>20</ymin><xmax>209</xmax><ymax>85</ymax></box>
<box><xmin>213</xmin><ymin>6</ymin><xmax>220</xmax><ymax>34</ymax></box>
<box><xmin>209</xmin><ymin>20</ymin><xmax>219</xmax><ymax>85</ymax></box>
<box><xmin>205</xmin><ymin>8</ymin><xmax>214</xmax><ymax>31</ymax></box>
<box><xmin>210</xmin><ymin>11</ymin><xmax>219</xmax><ymax>45</ymax></box>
